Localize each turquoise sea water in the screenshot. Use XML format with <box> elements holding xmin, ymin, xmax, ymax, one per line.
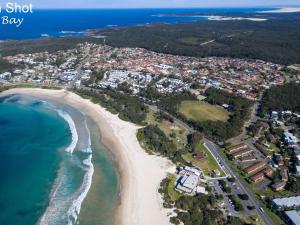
<box><xmin>0</xmin><ymin>95</ymin><xmax>70</xmax><ymax>225</ymax></box>
<box><xmin>0</xmin><ymin>94</ymin><xmax>119</xmax><ymax>225</ymax></box>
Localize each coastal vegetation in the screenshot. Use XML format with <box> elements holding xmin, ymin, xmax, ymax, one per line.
<box><xmin>0</xmin><ymin>36</ymin><xmax>103</xmax><ymax>56</ymax></box>
<box><xmin>2</xmin><ymin>14</ymin><xmax>300</xmax><ymax>66</ymax></box>
<box><xmin>159</xmin><ymin>176</ymin><xmax>247</xmax><ymax>225</ymax></box>
<box><xmin>137</xmin><ymin>123</ymin><xmax>224</xmax><ymax>177</ymax></box>
<box><xmin>260</xmin><ymin>82</ymin><xmax>300</xmax><ymax>115</ymax></box>
<box><xmin>74</xmin><ymin>88</ymin><xmax>148</xmax><ymax>125</ymax></box>
<box><xmin>0</xmin><ymin>86</ymin><xmax>10</xmax><ymax>93</ymax></box>
<box><xmin>182</xmin><ymin>141</ymin><xmax>224</xmax><ymax>176</ymax></box>
<box><xmin>97</xmin><ymin>14</ymin><xmax>300</xmax><ymax>65</ymax></box>
<box><xmin>136</xmin><ymin>125</ymin><xmax>183</xmax><ymax>162</ymax></box>
<box><xmin>144</xmin><ymin>109</ymin><xmax>188</xmax><ymax>149</ymax></box>
<box><xmin>0</xmin><ymin>85</ymin><xmax>61</xmax><ymax>93</ymax></box>
<box><xmin>82</xmin><ymin>70</ymin><xmax>105</xmax><ymax>86</ymax></box>
<box><xmin>153</xmin><ymin>87</ymin><xmax>253</xmax><ymax>141</ymax></box>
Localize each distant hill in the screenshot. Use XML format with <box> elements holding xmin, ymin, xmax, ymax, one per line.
<box><xmin>1</xmin><ymin>13</ymin><xmax>300</xmax><ymax>66</ymax></box>
<box><xmin>0</xmin><ymin>36</ymin><xmax>103</xmax><ymax>57</ymax></box>
<box><xmin>94</xmin><ymin>13</ymin><xmax>300</xmax><ymax>65</ymax></box>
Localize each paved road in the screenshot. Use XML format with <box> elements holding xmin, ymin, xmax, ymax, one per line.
<box><xmin>227</xmin><ymin>93</ymin><xmax>262</xmax><ymax>143</ymax></box>
<box><xmin>69</xmin><ymin>54</ymin><xmax>89</xmax><ymax>88</ymax></box>
<box><xmin>204</xmin><ymin>139</ymin><xmax>273</xmax><ymax>225</ymax></box>
<box><xmin>148</xmin><ymin>104</ymin><xmax>274</xmax><ymax>225</ymax></box>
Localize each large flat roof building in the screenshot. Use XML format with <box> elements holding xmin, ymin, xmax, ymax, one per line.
<box><xmin>272</xmin><ymin>196</ymin><xmax>300</xmax><ymax>210</ymax></box>
<box><xmin>285</xmin><ymin>209</ymin><xmax>300</xmax><ymax>225</ymax></box>
<box><xmin>176</xmin><ymin>173</ymin><xmax>199</xmax><ymax>194</ymax></box>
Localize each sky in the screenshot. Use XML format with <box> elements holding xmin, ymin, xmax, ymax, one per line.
<box><xmin>0</xmin><ymin>0</ymin><xmax>300</xmax><ymax>9</ymax></box>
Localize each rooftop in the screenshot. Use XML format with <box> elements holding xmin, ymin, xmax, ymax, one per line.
<box><xmin>272</xmin><ymin>196</ymin><xmax>300</xmax><ymax>208</ymax></box>
<box><xmin>285</xmin><ymin>209</ymin><xmax>300</xmax><ymax>225</ymax></box>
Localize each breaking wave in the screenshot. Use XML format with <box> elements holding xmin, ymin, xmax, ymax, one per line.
<box><xmin>57</xmin><ymin>110</ymin><xmax>78</xmax><ymax>154</ymax></box>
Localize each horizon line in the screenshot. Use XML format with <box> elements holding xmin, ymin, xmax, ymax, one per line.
<box><xmin>17</xmin><ymin>5</ymin><xmax>300</xmax><ymax>10</ymax></box>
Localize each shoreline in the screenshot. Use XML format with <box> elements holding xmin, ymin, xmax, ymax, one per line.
<box><xmin>0</xmin><ymin>88</ymin><xmax>174</xmax><ymax>225</ymax></box>
<box><xmin>259</xmin><ymin>7</ymin><xmax>300</xmax><ymax>13</ymax></box>
<box><xmin>0</xmin><ymin>8</ymin><xmax>276</xmax><ymax>42</ymax></box>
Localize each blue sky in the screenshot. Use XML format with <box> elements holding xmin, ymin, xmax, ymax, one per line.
<box><xmin>1</xmin><ymin>0</ymin><xmax>300</xmax><ymax>8</ymax></box>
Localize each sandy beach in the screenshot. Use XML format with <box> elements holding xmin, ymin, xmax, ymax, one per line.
<box><xmin>259</xmin><ymin>7</ymin><xmax>300</xmax><ymax>13</ymax></box>
<box><xmin>1</xmin><ymin>88</ymin><xmax>174</xmax><ymax>225</ymax></box>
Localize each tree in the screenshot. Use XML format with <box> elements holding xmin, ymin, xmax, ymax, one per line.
<box><xmin>187</xmin><ymin>132</ymin><xmax>203</xmax><ymax>149</ymax></box>
<box><xmin>286</xmin><ymin>176</ymin><xmax>300</xmax><ymax>193</ymax></box>
<box><xmin>260</xmin><ymin>82</ymin><xmax>300</xmax><ymax>115</ymax></box>
<box><xmin>238</xmin><ymin>194</ymin><xmax>249</xmax><ymax>201</ymax></box>
<box><xmin>227</xmin><ymin>177</ymin><xmax>236</xmax><ymax>182</ymax></box>
<box><xmin>138</xmin><ymin>125</ymin><xmax>178</xmax><ymax>161</ymax></box>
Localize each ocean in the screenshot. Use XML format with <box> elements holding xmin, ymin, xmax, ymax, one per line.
<box><xmin>0</xmin><ymin>94</ymin><xmax>119</xmax><ymax>225</ymax></box>
<box><xmin>0</xmin><ymin>8</ymin><xmax>274</xmax><ymax>40</ymax></box>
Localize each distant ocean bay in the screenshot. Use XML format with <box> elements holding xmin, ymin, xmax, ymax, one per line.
<box><xmin>0</xmin><ymin>8</ymin><xmax>274</xmax><ymax>40</ymax></box>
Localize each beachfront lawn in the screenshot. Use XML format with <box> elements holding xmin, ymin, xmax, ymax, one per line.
<box><xmin>182</xmin><ymin>141</ymin><xmax>224</xmax><ymax>177</ymax></box>
<box><xmin>144</xmin><ymin>109</ymin><xmax>188</xmax><ymax>149</ymax></box>
<box><xmin>179</xmin><ymin>100</ymin><xmax>229</xmax><ymax>122</ymax></box>
<box><xmin>167</xmin><ymin>174</ymin><xmax>181</xmax><ymax>201</ymax></box>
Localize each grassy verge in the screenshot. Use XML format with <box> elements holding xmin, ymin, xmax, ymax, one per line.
<box><xmin>144</xmin><ymin>108</ymin><xmax>188</xmax><ymax>149</ymax></box>
<box><xmin>182</xmin><ymin>141</ymin><xmax>224</xmax><ymax>177</ymax></box>
<box><xmin>167</xmin><ymin>174</ymin><xmax>181</xmax><ymax>201</ymax></box>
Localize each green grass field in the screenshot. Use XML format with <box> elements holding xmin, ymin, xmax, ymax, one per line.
<box><xmin>166</xmin><ymin>174</ymin><xmax>181</xmax><ymax>201</ymax></box>
<box><xmin>180</xmin><ymin>100</ymin><xmax>229</xmax><ymax>122</ymax></box>
<box><xmin>144</xmin><ymin>109</ymin><xmax>188</xmax><ymax>149</ymax></box>
<box><xmin>182</xmin><ymin>141</ymin><xmax>224</xmax><ymax>177</ymax></box>
<box><xmin>179</xmin><ymin>37</ymin><xmax>199</xmax><ymax>45</ymax></box>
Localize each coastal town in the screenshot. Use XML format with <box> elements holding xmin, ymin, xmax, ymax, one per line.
<box><xmin>0</xmin><ymin>42</ymin><xmax>300</xmax><ymax>225</ymax></box>
<box><xmin>1</xmin><ymin>42</ymin><xmax>288</xmax><ymax>100</ymax></box>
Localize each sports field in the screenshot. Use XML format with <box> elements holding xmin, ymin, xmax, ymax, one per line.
<box><xmin>180</xmin><ymin>100</ymin><xmax>229</xmax><ymax>122</ymax></box>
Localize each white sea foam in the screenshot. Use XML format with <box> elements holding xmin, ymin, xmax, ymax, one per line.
<box><xmin>67</xmin><ymin>155</ymin><xmax>94</xmax><ymax>225</ymax></box>
<box><xmin>60</xmin><ymin>30</ymin><xmax>84</xmax><ymax>34</ymax></box>
<box><xmin>203</xmin><ymin>16</ymin><xmax>267</xmax><ymax>21</ymax></box>
<box><xmin>81</xmin><ymin>118</ymin><xmax>92</xmax><ymax>153</ymax></box>
<box><xmin>152</xmin><ymin>14</ymin><xmax>267</xmax><ymax>21</ymax></box>
<box><xmin>38</xmin><ymin>154</ymin><xmax>94</xmax><ymax>225</ymax></box>
<box><xmin>57</xmin><ymin>110</ymin><xmax>78</xmax><ymax>154</ymax></box>
<box><xmin>65</xmin><ymin>117</ymin><xmax>94</xmax><ymax>225</ymax></box>
<box><xmin>32</xmin><ymin>100</ymin><xmax>94</xmax><ymax>225</ymax></box>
